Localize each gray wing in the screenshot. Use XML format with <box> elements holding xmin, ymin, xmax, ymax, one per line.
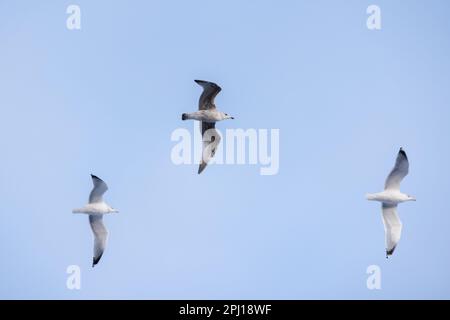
<box><xmin>89</xmin><ymin>174</ymin><xmax>108</xmax><ymax>204</ymax></box>
<box><xmin>195</xmin><ymin>80</ymin><xmax>221</xmax><ymax>110</ymax></box>
<box><xmin>198</xmin><ymin>122</ymin><xmax>221</xmax><ymax>174</ymax></box>
<box><xmin>382</xmin><ymin>203</ymin><xmax>402</xmax><ymax>257</ymax></box>
<box><xmin>384</xmin><ymin>148</ymin><xmax>409</xmax><ymax>191</ymax></box>
<box><xmin>89</xmin><ymin>215</ymin><xmax>108</xmax><ymax>267</ymax></box>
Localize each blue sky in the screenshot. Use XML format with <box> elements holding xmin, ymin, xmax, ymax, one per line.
<box><xmin>1</xmin><ymin>0</ymin><xmax>450</xmax><ymax>299</ymax></box>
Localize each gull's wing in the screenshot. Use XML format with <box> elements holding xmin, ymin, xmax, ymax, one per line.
<box><xmin>195</xmin><ymin>80</ymin><xmax>221</xmax><ymax>110</ymax></box>
<box><xmin>198</xmin><ymin>122</ymin><xmax>221</xmax><ymax>174</ymax></box>
<box><xmin>384</xmin><ymin>148</ymin><xmax>409</xmax><ymax>191</ymax></box>
<box><xmin>89</xmin><ymin>174</ymin><xmax>108</xmax><ymax>204</ymax></box>
<box><xmin>382</xmin><ymin>204</ymin><xmax>402</xmax><ymax>257</ymax></box>
<box><xmin>89</xmin><ymin>215</ymin><xmax>108</xmax><ymax>267</ymax></box>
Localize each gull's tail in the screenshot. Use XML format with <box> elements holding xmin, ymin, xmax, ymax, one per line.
<box><xmin>365</xmin><ymin>193</ymin><xmax>376</xmax><ymax>201</ymax></box>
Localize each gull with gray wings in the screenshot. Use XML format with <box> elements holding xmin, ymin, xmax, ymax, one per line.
<box><xmin>182</xmin><ymin>80</ymin><xmax>234</xmax><ymax>174</ymax></box>
<box><xmin>72</xmin><ymin>175</ymin><xmax>118</xmax><ymax>267</ymax></box>
<box><xmin>366</xmin><ymin>148</ymin><xmax>416</xmax><ymax>257</ymax></box>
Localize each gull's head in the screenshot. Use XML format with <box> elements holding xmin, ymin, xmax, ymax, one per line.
<box><xmin>222</xmin><ymin>112</ymin><xmax>234</xmax><ymax>120</ymax></box>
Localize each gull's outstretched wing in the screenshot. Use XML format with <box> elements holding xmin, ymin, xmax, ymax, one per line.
<box><xmin>385</xmin><ymin>148</ymin><xmax>409</xmax><ymax>191</ymax></box>
<box><xmin>195</xmin><ymin>80</ymin><xmax>221</xmax><ymax>110</ymax></box>
<box><xmin>198</xmin><ymin>122</ymin><xmax>221</xmax><ymax>174</ymax></box>
<box><xmin>382</xmin><ymin>203</ymin><xmax>402</xmax><ymax>257</ymax></box>
<box><xmin>89</xmin><ymin>174</ymin><xmax>108</xmax><ymax>204</ymax></box>
<box><xmin>89</xmin><ymin>215</ymin><xmax>108</xmax><ymax>267</ymax></box>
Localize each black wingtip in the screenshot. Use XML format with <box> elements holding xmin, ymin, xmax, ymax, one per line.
<box><xmin>198</xmin><ymin>163</ymin><xmax>207</xmax><ymax>174</ymax></box>
<box><xmin>91</xmin><ymin>174</ymin><xmax>104</xmax><ymax>182</ymax></box>
<box><xmin>182</xmin><ymin>113</ymin><xmax>188</xmax><ymax>121</ymax></box>
<box><xmin>398</xmin><ymin>148</ymin><xmax>407</xmax><ymax>159</ymax></box>
<box><xmin>92</xmin><ymin>254</ymin><xmax>103</xmax><ymax>267</ymax></box>
<box><xmin>194</xmin><ymin>80</ymin><xmax>221</xmax><ymax>90</ymax></box>
<box><xmin>386</xmin><ymin>246</ymin><xmax>396</xmax><ymax>258</ymax></box>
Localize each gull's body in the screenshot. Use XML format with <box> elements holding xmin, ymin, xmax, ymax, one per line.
<box><xmin>182</xmin><ymin>80</ymin><xmax>234</xmax><ymax>174</ymax></box>
<box><xmin>182</xmin><ymin>109</ymin><xmax>229</xmax><ymax>122</ymax></box>
<box><xmin>72</xmin><ymin>202</ymin><xmax>116</xmax><ymax>215</ymax></box>
<box><xmin>72</xmin><ymin>175</ymin><xmax>118</xmax><ymax>267</ymax></box>
<box><xmin>366</xmin><ymin>148</ymin><xmax>415</xmax><ymax>257</ymax></box>
<box><xmin>366</xmin><ymin>190</ymin><xmax>413</xmax><ymax>205</ymax></box>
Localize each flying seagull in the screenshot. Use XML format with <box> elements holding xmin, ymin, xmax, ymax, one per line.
<box><xmin>366</xmin><ymin>148</ymin><xmax>416</xmax><ymax>258</ymax></box>
<box><xmin>72</xmin><ymin>175</ymin><xmax>118</xmax><ymax>267</ymax></box>
<box><xmin>182</xmin><ymin>80</ymin><xmax>234</xmax><ymax>174</ymax></box>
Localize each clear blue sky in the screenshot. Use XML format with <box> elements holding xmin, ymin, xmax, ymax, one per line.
<box><xmin>1</xmin><ymin>0</ymin><xmax>450</xmax><ymax>299</ymax></box>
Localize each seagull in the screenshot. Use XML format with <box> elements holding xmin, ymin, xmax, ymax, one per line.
<box><xmin>182</xmin><ymin>80</ymin><xmax>234</xmax><ymax>174</ymax></box>
<box><xmin>366</xmin><ymin>148</ymin><xmax>416</xmax><ymax>258</ymax></box>
<box><xmin>72</xmin><ymin>175</ymin><xmax>118</xmax><ymax>267</ymax></box>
